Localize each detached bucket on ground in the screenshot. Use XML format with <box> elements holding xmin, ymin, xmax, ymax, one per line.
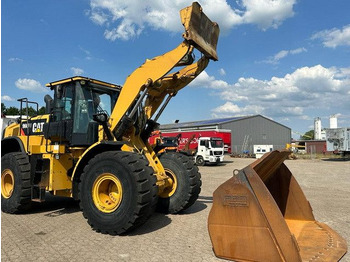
<box><xmin>208</xmin><ymin>150</ymin><xmax>347</xmax><ymax>262</ymax></box>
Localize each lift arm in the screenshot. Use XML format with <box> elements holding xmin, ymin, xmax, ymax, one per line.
<box><xmin>108</xmin><ymin>2</ymin><xmax>220</xmax><ymax>141</ymax></box>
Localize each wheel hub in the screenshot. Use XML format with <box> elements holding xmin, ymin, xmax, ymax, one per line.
<box><xmin>159</xmin><ymin>168</ymin><xmax>178</xmax><ymax>198</ymax></box>
<box><xmin>1</xmin><ymin>169</ymin><xmax>14</xmax><ymax>199</ymax></box>
<box><xmin>92</xmin><ymin>173</ymin><xmax>123</xmax><ymax>213</ymax></box>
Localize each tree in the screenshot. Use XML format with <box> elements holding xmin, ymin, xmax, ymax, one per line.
<box><xmin>20</xmin><ymin>107</ymin><xmax>37</xmax><ymax>117</ymax></box>
<box><xmin>38</xmin><ymin>106</ymin><xmax>46</xmax><ymax>115</ymax></box>
<box><xmin>1</xmin><ymin>103</ymin><xmax>7</xmax><ymax>114</ymax></box>
<box><xmin>1</xmin><ymin>104</ymin><xmax>46</xmax><ymax>117</ymax></box>
<box><xmin>4</xmin><ymin>106</ymin><xmax>20</xmax><ymax>116</ymax></box>
<box><xmin>302</xmin><ymin>130</ymin><xmax>314</xmax><ymax>140</ymax></box>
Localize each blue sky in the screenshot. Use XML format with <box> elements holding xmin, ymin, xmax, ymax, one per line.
<box><xmin>2</xmin><ymin>0</ymin><xmax>350</xmax><ymax>135</ymax></box>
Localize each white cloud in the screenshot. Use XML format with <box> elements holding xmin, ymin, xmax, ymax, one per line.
<box><xmin>88</xmin><ymin>0</ymin><xmax>297</xmax><ymax>41</ymax></box>
<box><xmin>1</xmin><ymin>95</ymin><xmax>15</xmax><ymax>101</ymax></box>
<box><xmin>218</xmin><ymin>68</ymin><xmax>226</xmax><ymax>76</ymax></box>
<box><xmin>86</xmin><ymin>9</ymin><xmax>109</xmax><ymax>25</ymax></box>
<box><xmin>274</xmin><ymin>50</ymin><xmax>289</xmax><ymax>60</ymax></box>
<box><xmin>71</xmin><ymin>67</ymin><xmax>85</xmax><ymax>75</ymax></box>
<box><xmin>78</xmin><ymin>46</ymin><xmax>104</xmax><ymax>61</ymax></box>
<box><xmin>335</xmin><ymin>67</ymin><xmax>350</xmax><ymax>78</ymax></box>
<box><xmin>40</xmin><ymin>19</ymin><xmax>49</xmax><ymax>26</ymax></box>
<box><xmin>79</xmin><ymin>46</ymin><xmax>93</xmax><ymax>60</ymax></box>
<box><xmin>79</xmin><ymin>46</ymin><xmax>91</xmax><ymax>56</ymax></box>
<box><xmin>193</xmin><ymin>65</ymin><xmax>350</xmax><ymax>120</ymax></box>
<box><xmin>213</xmin><ymin>102</ymin><xmax>242</xmax><ymax>114</ymax></box>
<box><xmin>312</xmin><ymin>24</ymin><xmax>350</xmax><ymax>48</ymax></box>
<box><xmin>15</xmin><ymin>78</ymin><xmax>47</xmax><ymax>93</ymax></box>
<box><xmin>104</xmin><ymin>19</ymin><xmax>143</xmax><ymax>41</ymax></box>
<box><xmin>240</xmin><ymin>0</ymin><xmax>296</xmax><ymax>30</ymax></box>
<box><xmin>262</xmin><ymin>47</ymin><xmax>307</xmax><ymax>64</ymax></box>
<box><xmin>190</xmin><ymin>71</ymin><xmax>229</xmax><ymax>89</ymax></box>
<box><xmin>212</xmin><ymin>102</ymin><xmax>264</xmax><ymax>116</ymax></box>
<box><xmin>8</xmin><ymin>57</ymin><xmax>23</xmax><ymax>62</ymax></box>
<box><xmin>290</xmin><ymin>47</ymin><xmax>307</xmax><ymax>55</ymax></box>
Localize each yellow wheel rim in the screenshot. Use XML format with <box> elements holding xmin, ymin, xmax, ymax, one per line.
<box><xmin>1</xmin><ymin>169</ymin><xmax>15</xmax><ymax>199</ymax></box>
<box><xmin>159</xmin><ymin>168</ymin><xmax>178</xmax><ymax>198</ymax></box>
<box><xmin>92</xmin><ymin>173</ymin><xmax>123</xmax><ymax>213</ymax></box>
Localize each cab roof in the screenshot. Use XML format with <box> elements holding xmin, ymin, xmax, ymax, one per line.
<box><xmin>45</xmin><ymin>76</ymin><xmax>121</xmax><ymax>91</ymax></box>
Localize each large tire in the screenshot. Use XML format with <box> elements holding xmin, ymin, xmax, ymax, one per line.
<box><xmin>1</xmin><ymin>152</ymin><xmax>32</xmax><ymax>213</ymax></box>
<box><xmin>78</xmin><ymin>151</ymin><xmax>158</xmax><ymax>235</ymax></box>
<box><xmin>157</xmin><ymin>152</ymin><xmax>202</xmax><ymax>214</ymax></box>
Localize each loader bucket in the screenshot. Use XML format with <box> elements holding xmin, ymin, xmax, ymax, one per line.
<box><xmin>180</xmin><ymin>2</ymin><xmax>220</xmax><ymax>61</ymax></box>
<box><xmin>208</xmin><ymin>150</ymin><xmax>347</xmax><ymax>262</ymax></box>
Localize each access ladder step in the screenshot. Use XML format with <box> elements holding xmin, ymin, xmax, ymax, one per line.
<box><xmin>31</xmin><ymin>186</ymin><xmax>46</xmax><ymax>202</ymax></box>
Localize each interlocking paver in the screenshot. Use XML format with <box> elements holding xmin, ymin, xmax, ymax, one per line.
<box><xmin>2</xmin><ymin>157</ymin><xmax>349</xmax><ymax>261</ymax></box>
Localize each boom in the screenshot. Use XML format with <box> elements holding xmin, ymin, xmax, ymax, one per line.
<box><xmin>109</xmin><ymin>2</ymin><xmax>219</xmax><ymax>141</ymax></box>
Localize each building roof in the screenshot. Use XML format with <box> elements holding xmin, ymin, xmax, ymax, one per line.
<box><xmin>160</xmin><ymin>115</ymin><xmax>250</xmax><ymax>129</ymax></box>
<box><xmin>160</xmin><ymin>114</ymin><xmax>291</xmax><ymax>130</ymax></box>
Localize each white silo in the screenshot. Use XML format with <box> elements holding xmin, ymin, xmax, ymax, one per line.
<box><xmin>330</xmin><ymin>115</ymin><xmax>338</xmax><ymax>129</ymax></box>
<box><xmin>314</xmin><ymin>117</ymin><xmax>322</xmax><ymax>140</ymax></box>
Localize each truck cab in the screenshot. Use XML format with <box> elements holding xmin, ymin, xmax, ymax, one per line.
<box><xmin>195</xmin><ymin>137</ymin><xmax>224</xmax><ymax>166</ymax></box>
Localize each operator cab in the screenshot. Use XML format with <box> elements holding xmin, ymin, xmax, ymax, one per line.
<box><xmin>44</xmin><ymin>77</ymin><xmax>121</xmax><ymax>146</ymax></box>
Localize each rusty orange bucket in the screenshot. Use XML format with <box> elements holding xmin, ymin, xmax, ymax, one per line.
<box><xmin>208</xmin><ymin>150</ymin><xmax>347</xmax><ymax>261</ymax></box>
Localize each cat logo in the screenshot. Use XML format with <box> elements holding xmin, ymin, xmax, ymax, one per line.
<box><xmin>32</xmin><ymin>122</ymin><xmax>44</xmax><ymax>133</ymax></box>
<box><xmin>21</xmin><ymin>119</ymin><xmax>47</xmax><ymax>136</ymax></box>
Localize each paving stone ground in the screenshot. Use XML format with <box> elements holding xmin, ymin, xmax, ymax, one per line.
<box><xmin>2</xmin><ymin>156</ymin><xmax>349</xmax><ymax>261</ymax></box>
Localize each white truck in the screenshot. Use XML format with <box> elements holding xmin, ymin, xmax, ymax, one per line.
<box><xmin>194</xmin><ymin>137</ymin><xmax>224</xmax><ymax>166</ymax></box>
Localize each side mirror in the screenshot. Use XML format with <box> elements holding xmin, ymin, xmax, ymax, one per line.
<box><xmin>93</xmin><ymin>112</ymin><xmax>114</xmax><ymax>141</ymax></box>
<box><xmin>93</xmin><ymin>112</ymin><xmax>108</xmax><ymax>123</ymax></box>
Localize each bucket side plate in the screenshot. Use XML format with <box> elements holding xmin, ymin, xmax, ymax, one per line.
<box><xmin>180</xmin><ymin>2</ymin><xmax>219</xmax><ymax>60</ymax></box>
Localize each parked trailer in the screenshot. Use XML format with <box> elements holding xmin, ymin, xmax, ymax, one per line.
<box><xmin>151</xmin><ymin>129</ymin><xmax>232</xmax><ymax>153</ymax></box>
<box><xmin>325</xmin><ymin>127</ymin><xmax>350</xmax><ymax>156</ymax></box>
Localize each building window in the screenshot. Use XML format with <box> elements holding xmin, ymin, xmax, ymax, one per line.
<box><xmin>262</xmin><ymin>134</ymin><xmax>267</xmax><ymax>140</ymax></box>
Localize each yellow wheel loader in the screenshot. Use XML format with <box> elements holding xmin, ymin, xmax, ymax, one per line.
<box><xmin>1</xmin><ymin>2</ymin><xmax>219</xmax><ymax>234</ymax></box>
<box><xmin>3</xmin><ymin>3</ymin><xmax>345</xmax><ymax>260</ymax></box>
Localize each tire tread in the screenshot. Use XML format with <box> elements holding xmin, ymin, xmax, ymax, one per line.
<box><xmin>1</xmin><ymin>152</ymin><xmax>32</xmax><ymax>213</ymax></box>
<box><xmin>78</xmin><ymin>151</ymin><xmax>158</xmax><ymax>235</ymax></box>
